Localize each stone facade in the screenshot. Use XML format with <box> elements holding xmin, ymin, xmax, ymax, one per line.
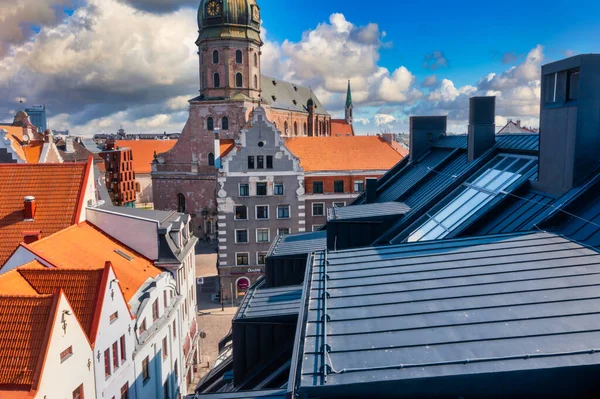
<box><xmin>217</xmin><ymin>107</ymin><xmax>304</xmax><ymax>301</ymax></box>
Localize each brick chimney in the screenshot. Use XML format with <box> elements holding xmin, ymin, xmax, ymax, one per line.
<box><xmin>23</xmin><ymin>231</ymin><xmax>42</xmax><ymax>244</ymax></box>
<box><xmin>24</xmin><ymin>196</ymin><xmax>36</xmax><ymax>220</ymax></box>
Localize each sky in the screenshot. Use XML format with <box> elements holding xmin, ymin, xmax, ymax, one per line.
<box><xmin>1</xmin><ymin>0</ymin><xmax>599</xmax><ymax>136</ymax></box>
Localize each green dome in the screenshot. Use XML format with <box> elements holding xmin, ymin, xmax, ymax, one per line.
<box><xmin>196</xmin><ymin>0</ymin><xmax>262</xmax><ymax>45</ymax></box>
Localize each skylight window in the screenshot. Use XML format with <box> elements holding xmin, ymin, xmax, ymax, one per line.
<box><xmin>407</xmin><ymin>155</ymin><xmax>535</xmax><ymax>242</ymax></box>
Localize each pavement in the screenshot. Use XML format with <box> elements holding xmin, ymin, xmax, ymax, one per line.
<box><xmin>188</xmin><ymin>241</ymin><xmax>238</xmax><ymax>395</ymax></box>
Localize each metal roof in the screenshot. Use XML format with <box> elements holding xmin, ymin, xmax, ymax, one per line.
<box><xmin>296</xmin><ymin>232</ymin><xmax>600</xmax><ymax>396</ymax></box>
<box><xmin>196</xmin><ymin>389</ymin><xmax>287</xmax><ymax>399</ymax></box>
<box><xmin>260</xmin><ymin>76</ymin><xmax>329</xmax><ymax>116</ymax></box>
<box><xmin>434</xmin><ymin>133</ymin><xmax>539</xmax><ymax>152</ymax></box>
<box><xmin>268</xmin><ymin>231</ymin><xmax>327</xmax><ymax>258</ymax></box>
<box><xmin>327</xmin><ymin>202</ymin><xmax>410</xmax><ymax>221</ymax></box>
<box><xmin>235</xmin><ymin>280</ymin><xmax>303</xmax><ymax>320</ymax></box>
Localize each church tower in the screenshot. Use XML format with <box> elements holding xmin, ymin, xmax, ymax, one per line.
<box><xmin>345</xmin><ymin>80</ymin><xmax>353</xmax><ymax>125</ymax></box>
<box><xmin>196</xmin><ymin>0</ymin><xmax>263</xmax><ymax>100</ymax></box>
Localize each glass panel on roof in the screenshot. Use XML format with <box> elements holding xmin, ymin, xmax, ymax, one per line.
<box><xmin>407</xmin><ymin>155</ymin><xmax>535</xmax><ymax>243</ymax></box>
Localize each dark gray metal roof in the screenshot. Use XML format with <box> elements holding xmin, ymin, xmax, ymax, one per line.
<box><xmin>235</xmin><ymin>280</ymin><xmax>303</xmax><ymax>321</ymax></box>
<box><xmin>297</xmin><ymin>232</ymin><xmax>600</xmax><ymax>395</ymax></box>
<box><xmin>196</xmin><ymin>389</ymin><xmax>287</xmax><ymax>399</ymax></box>
<box><xmin>95</xmin><ymin>204</ymin><xmax>177</xmax><ymax>224</ymax></box>
<box><xmin>434</xmin><ymin>133</ymin><xmax>539</xmax><ymax>152</ymax></box>
<box><xmin>268</xmin><ymin>231</ymin><xmax>327</xmax><ymax>258</ymax></box>
<box><xmin>261</xmin><ymin>75</ymin><xmax>329</xmax><ymax>116</ymax></box>
<box><xmin>327</xmin><ymin>202</ymin><xmax>410</xmax><ymax>221</ymax></box>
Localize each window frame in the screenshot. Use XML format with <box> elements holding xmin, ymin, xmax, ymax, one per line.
<box><xmin>312</xmin><ymin>225</ymin><xmax>324</xmax><ymax>232</ymax></box>
<box><xmin>277</xmin><ymin>205</ymin><xmax>291</xmax><ymax>219</ymax></box>
<box><xmin>73</xmin><ymin>384</ymin><xmax>84</xmax><ymax>399</ymax></box>
<box><xmin>313</xmin><ymin>181</ymin><xmax>324</xmax><ymax>194</ymax></box>
<box><xmin>354</xmin><ymin>180</ymin><xmax>365</xmax><ymax>193</ymax></box>
<box><xmin>256</xmin><ymin>182</ymin><xmax>267</xmax><ymax>196</ymax></box>
<box><xmin>255</xmin><ymin>205</ymin><xmax>269</xmax><ymax>220</ymax></box>
<box><xmin>257</xmin><ymin>252</ymin><xmax>267</xmax><ymax>265</ymax></box>
<box><xmin>236</xmin><ymin>252</ymin><xmax>250</xmax><ymax>266</ymax></box>
<box><xmin>266</xmin><ymin>155</ymin><xmax>273</xmax><ymax>169</ymax></box>
<box><xmin>239</xmin><ymin>183</ymin><xmax>250</xmax><ymax>197</ymax></box>
<box><xmin>273</xmin><ymin>183</ymin><xmax>284</xmax><ymax>196</ymax></box>
<box><xmin>333</xmin><ymin>202</ymin><xmax>346</xmax><ymax>208</ymax></box>
<box><xmin>247</xmin><ymin>156</ymin><xmax>255</xmax><ymax>170</ymax></box>
<box><xmin>257</xmin><ymin>155</ymin><xmax>264</xmax><ymax>169</ymax></box>
<box><xmin>152</xmin><ymin>299</ymin><xmax>159</xmax><ymax>321</ymax></box>
<box><xmin>104</xmin><ymin>348</ymin><xmax>111</xmax><ymax>378</ymax></box>
<box><xmin>277</xmin><ymin>228</ymin><xmax>290</xmax><ymax>236</ymax></box>
<box><xmin>162</xmin><ymin>336</ymin><xmax>168</xmax><ymax>360</ymax></box>
<box><xmin>235</xmin><ymin>205</ymin><xmax>248</xmax><ymax>220</ymax></box>
<box><xmin>256</xmin><ymin>228</ymin><xmax>270</xmax><ymax>243</ymax></box>
<box><xmin>142</xmin><ymin>356</ymin><xmax>150</xmax><ymax>382</ymax></box>
<box><xmin>120</xmin><ymin>335</ymin><xmax>126</xmax><ymax>362</ymax></box>
<box><xmin>334</xmin><ymin>180</ymin><xmax>345</xmax><ymax>193</ymax></box>
<box><xmin>222</xmin><ymin>116</ymin><xmax>229</xmax><ymax>130</ymax></box>
<box><xmin>312</xmin><ymin>202</ymin><xmax>325</xmax><ymax>216</ymax></box>
<box><xmin>235</xmin><ymin>229</ymin><xmax>249</xmax><ymax>244</ymax></box>
<box><xmin>235</xmin><ymin>72</ymin><xmax>243</xmax><ymax>88</ymax></box>
<box><xmin>235</xmin><ymin>49</ymin><xmax>243</xmax><ymax>64</ymax></box>
<box><xmin>212</xmin><ymin>49</ymin><xmax>219</xmax><ymax>64</ymax></box>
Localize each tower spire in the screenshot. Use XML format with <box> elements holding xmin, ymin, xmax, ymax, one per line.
<box><xmin>345</xmin><ymin>80</ymin><xmax>353</xmax><ymax>125</ymax></box>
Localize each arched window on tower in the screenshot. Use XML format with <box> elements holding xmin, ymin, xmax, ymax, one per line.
<box><xmin>284</xmin><ymin>121</ymin><xmax>289</xmax><ymax>135</ymax></box>
<box><xmin>177</xmin><ymin>193</ymin><xmax>186</xmax><ymax>213</ymax></box>
<box><xmin>303</xmin><ymin>122</ymin><xmax>307</xmax><ymax>135</ymax></box>
<box><xmin>235</xmin><ymin>50</ymin><xmax>243</xmax><ymax>64</ymax></box>
<box><xmin>254</xmin><ymin>75</ymin><xmax>258</xmax><ymax>89</ymax></box>
<box><xmin>213</xmin><ymin>73</ymin><xmax>220</xmax><ymax>88</ymax></box>
<box><xmin>294</xmin><ymin>122</ymin><xmax>298</xmax><ymax>136</ymax></box>
<box><xmin>212</xmin><ymin>50</ymin><xmax>219</xmax><ymax>64</ymax></box>
<box><xmin>222</xmin><ymin>116</ymin><xmax>229</xmax><ymax>130</ymax></box>
<box><xmin>236</xmin><ymin>73</ymin><xmax>243</xmax><ymax>88</ymax></box>
<box><xmin>207</xmin><ymin>117</ymin><xmax>214</xmax><ymax>131</ymax></box>
<box><xmin>254</xmin><ymin>53</ymin><xmax>258</xmax><ymax>67</ymax></box>
<box><xmin>208</xmin><ymin>153</ymin><xmax>215</xmax><ymax>166</ymax></box>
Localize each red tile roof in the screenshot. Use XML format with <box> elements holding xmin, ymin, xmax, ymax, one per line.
<box><xmin>0</xmin><ymin>268</ymin><xmax>39</xmax><ymax>296</ymax></box>
<box><xmin>331</xmin><ymin>119</ymin><xmax>354</xmax><ymax>136</ymax></box>
<box><xmin>0</xmin><ymin>163</ymin><xmax>89</xmax><ymax>267</ymax></box>
<box><xmin>284</xmin><ymin>136</ymin><xmax>406</xmax><ymax>172</ymax></box>
<box><xmin>220</xmin><ymin>139</ymin><xmax>236</xmax><ymax>158</ymax></box>
<box><xmin>115</xmin><ymin>140</ymin><xmax>177</xmax><ymax>174</ymax></box>
<box><xmin>26</xmin><ymin>222</ymin><xmax>162</xmax><ymax>302</ymax></box>
<box><xmin>1</xmin><ymin>126</ymin><xmax>44</xmax><ymax>163</ymax></box>
<box><xmin>0</xmin><ymin>294</ymin><xmax>58</xmax><ymax>389</ymax></box>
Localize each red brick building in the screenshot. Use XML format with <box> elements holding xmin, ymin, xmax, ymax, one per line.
<box><xmin>100</xmin><ymin>139</ymin><xmax>137</xmax><ymax>207</ymax></box>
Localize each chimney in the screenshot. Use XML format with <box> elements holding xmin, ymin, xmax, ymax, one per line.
<box><xmin>23</xmin><ymin>231</ymin><xmax>42</xmax><ymax>244</ymax></box>
<box><xmin>380</xmin><ymin>133</ymin><xmax>394</xmax><ymax>145</ymax></box>
<box><xmin>65</xmin><ymin>136</ymin><xmax>75</xmax><ymax>153</ymax></box>
<box><xmin>366</xmin><ymin>178</ymin><xmax>378</xmax><ymax>204</ymax></box>
<box><xmin>536</xmin><ymin>54</ymin><xmax>600</xmax><ymax>196</ymax></box>
<box><xmin>468</xmin><ymin>96</ymin><xmax>496</xmax><ymax>161</ymax></box>
<box><xmin>409</xmin><ymin>116</ymin><xmax>447</xmax><ymax>162</ymax></box>
<box><xmin>24</xmin><ymin>196</ymin><xmax>36</xmax><ymax>220</ymax></box>
<box><xmin>43</xmin><ymin>129</ymin><xmax>53</xmax><ymax>143</ymax></box>
<box><xmin>516</xmin><ymin>119</ymin><xmax>521</xmax><ymax>128</ymax></box>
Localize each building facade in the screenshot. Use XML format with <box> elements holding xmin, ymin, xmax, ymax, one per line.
<box><xmin>100</xmin><ymin>138</ymin><xmax>137</xmax><ymax>207</ymax></box>
<box><xmin>217</xmin><ymin>107</ymin><xmax>305</xmax><ymax>301</ymax></box>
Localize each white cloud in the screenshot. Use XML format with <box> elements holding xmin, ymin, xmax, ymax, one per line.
<box><xmin>353</xmin><ymin>117</ymin><xmax>370</xmax><ymax>125</ymax></box>
<box><xmin>374</xmin><ymin>113</ymin><xmax>397</xmax><ymax>126</ymax></box>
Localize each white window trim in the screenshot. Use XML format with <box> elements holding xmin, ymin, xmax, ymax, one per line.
<box><xmin>354</xmin><ymin>180</ymin><xmax>365</xmax><ymax>192</ymax></box>
<box><xmin>256</xmin><ymin>228</ymin><xmax>270</xmax><ymax>243</ymax></box>
<box><xmin>277</xmin><ymin>205</ymin><xmax>291</xmax><ymax>219</ymax></box>
<box><xmin>312</xmin><ymin>202</ymin><xmax>325</xmax><ymax>217</ymax></box>
<box><xmin>234</xmin><ymin>205</ymin><xmax>248</xmax><ymax>221</ymax></box>
<box><xmin>312</xmin><ymin>225</ymin><xmax>324</xmax><ymax>232</ymax></box>
<box><xmin>277</xmin><ymin>228</ymin><xmax>291</xmax><ymax>236</ymax></box>
<box><xmin>238</xmin><ymin>183</ymin><xmax>250</xmax><ymax>197</ymax></box>
<box><xmin>234</xmin><ymin>229</ymin><xmax>249</xmax><ymax>244</ymax></box>
<box><xmin>274</xmin><ymin>183</ymin><xmax>285</xmax><ymax>196</ymax></box>
<box><xmin>333</xmin><ymin>201</ymin><xmax>346</xmax><ymax>207</ymax></box>
<box><xmin>255</xmin><ymin>205</ymin><xmax>270</xmax><ymax>220</ymax></box>
<box><xmin>255</xmin><ymin>182</ymin><xmax>268</xmax><ymax>196</ymax></box>
<box><xmin>235</xmin><ymin>252</ymin><xmax>250</xmax><ymax>266</ymax></box>
<box><xmin>256</xmin><ymin>252</ymin><xmax>268</xmax><ymax>265</ymax></box>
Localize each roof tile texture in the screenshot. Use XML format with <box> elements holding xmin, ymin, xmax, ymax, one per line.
<box><xmin>0</xmin><ymin>163</ymin><xmax>87</xmax><ymax>267</ymax></box>
<box><xmin>115</xmin><ymin>140</ymin><xmax>177</xmax><ymax>174</ymax></box>
<box><xmin>331</xmin><ymin>119</ymin><xmax>354</xmax><ymax>136</ymax></box>
<box><xmin>285</xmin><ymin>136</ymin><xmax>405</xmax><ymax>172</ymax></box>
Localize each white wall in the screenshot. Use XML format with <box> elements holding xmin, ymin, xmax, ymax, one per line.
<box><xmin>136</xmin><ymin>174</ymin><xmax>153</xmax><ymax>204</ymax></box>
<box><xmin>78</xmin><ymin>160</ymin><xmax>99</xmax><ymax>223</ymax></box>
<box><xmin>86</xmin><ymin>208</ymin><xmax>159</xmax><ymax>260</ymax></box>
<box><xmin>1</xmin><ymin>246</ymin><xmax>52</xmax><ymax>274</ymax></box>
<box><xmin>36</xmin><ymin>294</ymin><xmax>95</xmax><ymax>399</ymax></box>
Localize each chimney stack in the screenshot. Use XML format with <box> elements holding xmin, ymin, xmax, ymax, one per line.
<box><xmin>409</xmin><ymin>116</ymin><xmax>447</xmax><ymax>162</ymax></box>
<box><xmin>366</xmin><ymin>178</ymin><xmax>378</xmax><ymax>204</ymax></box>
<box><xmin>24</xmin><ymin>196</ymin><xmax>36</xmax><ymax>220</ymax></box>
<box><xmin>536</xmin><ymin>54</ymin><xmax>600</xmax><ymax>196</ymax></box>
<box><xmin>22</xmin><ymin>231</ymin><xmax>41</xmax><ymax>244</ymax></box>
<box><xmin>468</xmin><ymin>96</ymin><xmax>496</xmax><ymax>162</ymax></box>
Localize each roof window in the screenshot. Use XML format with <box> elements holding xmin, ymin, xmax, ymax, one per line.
<box><xmin>115</xmin><ymin>249</ymin><xmax>133</xmax><ymax>261</ymax></box>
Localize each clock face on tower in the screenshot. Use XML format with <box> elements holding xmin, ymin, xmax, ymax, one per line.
<box><xmin>252</xmin><ymin>5</ymin><xmax>260</xmax><ymax>22</ymax></box>
<box><xmin>206</xmin><ymin>1</ymin><xmax>221</xmax><ymax>17</ymax></box>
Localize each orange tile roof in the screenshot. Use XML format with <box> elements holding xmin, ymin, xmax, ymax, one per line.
<box><xmin>331</xmin><ymin>119</ymin><xmax>354</xmax><ymax>136</ymax></box>
<box><xmin>26</xmin><ymin>222</ymin><xmax>162</xmax><ymax>302</ymax></box>
<box><xmin>21</xmin><ymin>142</ymin><xmax>44</xmax><ymax>164</ymax></box>
<box><xmin>0</xmin><ymin>294</ymin><xmax>57</xmax><ymax>388</ymax></box>
<box><xmin>0</xmin><ymin>163</ymin><xmax>88</xmax><ymax>267</ymax></box>
<box><xmin>115</xmin><ymin>140</ymin><xmax>177</xmax><ymax>174</ymax></box>
<box><xmin>1</xmin><ymin>126</ymin><xmax>46</xmax><ymax>164</ymax></box>
<box><xmin>220</xmin><ymin>139</ymin><xmax>236</xmax><ymax>158</ymax></box>
<box><xmin>0</xmin><ymin>268</ymin><xmax>39</xmax><ymax>296</ymax></box>
<box><xmin>284</xmin><ymin>136</ymin><xmax>406</xmax><ymax>172</ymax></box>
<box><xmin>18</xmin><ymin>267</ymin><xmax>105</xmax><ymax>343</ymax></box>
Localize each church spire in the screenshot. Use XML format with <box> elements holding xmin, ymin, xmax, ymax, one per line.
<box><xmin>345</xmin><ymin>80</ymin><xmax>353</xmax><ymax>125</ymax></box>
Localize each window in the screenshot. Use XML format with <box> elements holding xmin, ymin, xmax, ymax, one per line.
<box><xmin>266</xmin><ymin>156</ymin><xmax>273</xmax><ymax>169</ymax></box>
<box><xmin>206</xmin><ymin>152</ymin><xmax>215</xmax><ymax>166</ymax></box>
<box><xmin>235</xmin><ymin>229</ymin><xmax>249</xmax><ymax>243</ymax></box>
<box><xmin>236</xmin><ymin>253</ymin><xmax>249</xmax><ymax>266</ymax></box>
<box><xmin>213</xmin><ymin>73</ymin><xmax>220</xmax><ymax>88</ymax></box>
<box><xmin>568</xmin><ymin>68</ymin><xmax>580</xmax><ymax>101</ymax></box>
<box><xmin>277</xmin><ymin>205</ymin><xmax>290</xmax><ymax>219</ymax></box>
<box><xmin>294</xmin><ymin>122</ymin><xmax>298</xmax><ymax>136</ymax></box>
<box><xmin>120</xmin><ymin>383</ymin><xmax>129</xmax><ymax>399</ymax></box>
<box><xmin>104</xmin><ymin>349</ymin><xmax>111</xmax><ymax>377</ymax></box>
<box><xmin>248</xmin><ymin>156</ymin><xmax>255</xmax><ymax>169</ymax></box>
<box><xmin>212</xmin><ymin>49</ymin><xmax>219</xmax><ymax>64</ymax></box>
<box><xmin>177</xmin><ymin>194</ymin><xmax>186</xmax><ymax>213</ymax></box>
<box><xmin>152</xmin><ymin>300</ymin><xmax>159</xmax><ymax>321</ymax></box>
<box><xmin>254</xmin><ymin>53</ymin><xmax>258</xmax><ymax>67</ymax></box>
<box><xmin>277</xmin><ymin>228</ymin><xmax>290</xmax><ymax>236</ymax></box>
<box><xmin>207</xmin><ymin>117</ymin><xmax>214</xmax><ymax>131</ymax></box>
<box><xmin>139</xmin><ymin>319</ymin><xmax>146</xmax><ymax>334</ymax></box>
<box><xmin>284</xmin><ymin>121</ymin><xmax>289</xmax><ymax>135</ymax></box>
<box><xmin>112</xmin><ymin>342</ymin><xmax>119</xmax><ymax>370</ymax></box>
<box><xmin>257</xmin><ymin>155</ymin><xmax>264</xmax><ymax>169</ymax></box>
<box><xmin>274</xmin><ymin>183</ymin><xmax>284</xmax><ymax>195</ymax></box>
<box><xmin>164</xmin><ymin>291</ymin><xmax>168</xmax><ymax>308</ymax></box>
<box><xmin>162</xmin><ymin>337</ymin><xmax>168</xmax><ymax>360</ymax></box>
<box><xmin>354</xmin><ymin>180</ymin><xmax>365</xmax><ymax>192</ymax></box>
<box><xmin>313</xmin><ymin>181</ymin><xmax>323</xmax><ymax>194</ymax></box>
<box><xmin>173</xmin><ymin>322</ymin><xmax>177</xmax><ymax>339</ymax></box>
<box><xmin>236</xmin><ymin>73</ymin><xmax>243</xmax><ymax>88</ymax></box>
<box><xmin>222</xmin><ymin>116</ymin><xmax>229</xmax><ymax>130</ymax></box>
<box><xmin>239</xmin><ymin>184</ymin><xmax>249</xmax><ymax>196</ymax></box>
<box><xmin>333</xmin><ymin>202</ymin><xmax>346</xmax><ymax>208</ymax></box>
<box><xmin>254</xmin><ymin>74</ymin><xmax>258</xmax><ymax>89</ymax></box>
<box><xmin>120</xmin><ymin>335</ymin><xmax>126</xmax><ymax>361</ymax></box>
<box><xmin>235</xmin><ymin>49</ymin><xmax>243</xmax><ymax>64</ymax></box>
<box><xmin>407</xmin><ymin>155</ymin><xmax>536</xmax><ymax>243</ymax></box>
<box><xmin>73</xmin><ymin>384</ymin><xmax>84</xmax><ymax>399</ymax></box>
<box><xmin>312</xmin><ymin>203</ymin><xmax>324</xmax><ymax>216</ymax></box>
<box><xmin>334</xmin><ymin>180</ymin><xmax>344</xmax><ymax>193</ymax></box>
<box><xmin>312</xmin><ymin>225</ymin><xmax>324</xmax><ymax>232</ymax></box>
<box><xmin>142</xmin><ymin>356</ymin><xmax>150</xmax><ymax>382</ymax></box>
<box><xmin>256</xmin><ymin>182</ymin><xmax>267</xmax><ymax>196</ymax></box>
<box><xmin>174</xmin><ymin>360</ymin><xmax>178</xmax><ymax>381</ymax></box>
<box><xmin>256</xmin><ymin>229</ymin><xmax>270</xmax><ymax>243</ymax></box>
<box><xmin>235</xmin><ymin>206</ymin><xmax>248</xmax><ymax>220</ymax></box>
<box><xmin>256</xmin><ymin>205</ymin><xmax>269</xmax><ymax>219</ymax></box>
<box><xmin>257</xmin><ymin>252</ymin><xmax>267</xmax><ymax>265</ymax></box>
<box><xmin>60</xmin><ymin>346</ymin><xmax>73</xmax><ymax>362</ymax></box>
